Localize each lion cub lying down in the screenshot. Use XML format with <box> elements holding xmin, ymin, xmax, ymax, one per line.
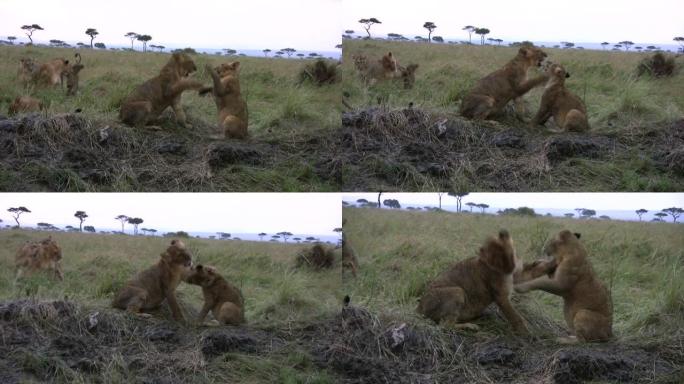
<box><xmin>119</xmin><ymin>53</ymin><xmax>205</xmax><ymax>128</ymax></box>
<box><xmin>184</xmin><ymin>264</ymin><xmax>246</xmax><ymax>325</ymax></box>
<box><xmin>417</xmin><ymin>230</ymin><xmax>528</xmax><ymax>333</ymax></box>
<box><xmin>112</xmin><ymin>240</ymin><xmax>192</xmax><ymax>321</ymax></box>
<box><xmin>15</xmin><ymin>236</ymin><xmax>64</xmax><ymax>281</ymax></box>
<box><xmin>532</xmin><ymin>63</ymin><xmax>589</xmax><ymax>132</ymax></box>
<box><xmin>515</xmin><ymin>230</ymin><xmax>612</xmax><ymax>343</ymax></box>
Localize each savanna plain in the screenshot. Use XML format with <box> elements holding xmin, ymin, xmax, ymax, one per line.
<box><xmin>340</xmin><ymin>39</ymin><xmax>684</xmax><ymax>191</ymax></box>
<box><xmin>339</xmin><ymin>206</ymin><xmax>684</xmax><ymax>383</ymax></box>
<box><xmin>0</xmin><ymin>46</ymin><xmax>342</xmax><ymax>192</ymax></box>
<box><xmin>0</xmin><ymin>230</ymin><xmax>349</xmax><ymax>383</ymax></box>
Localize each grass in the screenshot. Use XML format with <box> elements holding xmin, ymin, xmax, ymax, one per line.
<box><xmin>339</xmin><ymin>39</ymin><xmax>684</xmax><ymax>191</ymax></box>
<box><xmin>340</xmin><ymin>206</ymin><xmax>684</xmax><ymax>382</ymax></box>
<box><xmin>0</xmin><ymin>46</ymin><xmax>342</xmax><ymax>191</ymax></box>
<box><xmin>0</xmin><ymin>229</ymin><xmax>343</xmax><ymax>383</ymax></box>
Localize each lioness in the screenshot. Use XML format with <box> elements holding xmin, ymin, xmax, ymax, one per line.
<box><xmin>184</xmin><ymin>264</ymin><xmax>246</xmax><ymax>325</ymax></box>
<box><xmin>15</xmin><ymin>236</ymin><xmax>64</xmax><ymax>281</ymax></box>
<box><xmin>33</xmin><ymin>58</ymin><xmax>71</xmax><ymax>87</ymax></box>
<box><xmin>532</xmin><ymin>63</ymin><xmax>589</xmax><ymax>132</ymax></box>
<box><xmin>460</xmin><ymin>44</ymin><xmax>548</xmax><ymax>120</ymax></box>
<box><xmin>417</xmin><ymin>230</ymin><xmax>528</xmax><ymax>334</ymax></box>
<box><xmin>112</xmin><ymin>239</ymin><xmax>192</xmax><ymax>321</ymax></box>
<box><xmin>515</xmin><ymin>230</ymin><xmax>613</xmax><ymax>343</ymax></box>
<box><xmin>119</xmin><ymin>53</ymin><xmax>205</xmax><ymax>128</ymax></box>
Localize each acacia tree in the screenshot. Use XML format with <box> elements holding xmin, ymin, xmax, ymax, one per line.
<box><xmin>600</xmin><ymin>42</ymin><xmax>610</xmax><ymax>50</ymax></box>
<box><xmin>564</xmin><ymin>213</ymin><xmax>574</xmax><ymax>218</ymax></box>
<box><xmin>127</xmin><ymin>217</ymin><xmax>144</xmax><ymax>235</ymax></box>
<box><xmin>85</xmin><ymin>28</ymin><xmax>98</xmax><ymax>48</ymax></box>
<box><xmin>463</xmin><ymin>26</ymin><xmax>476</xmax><ymax>44</ymax></box>
<box><xmin>84</xmin><ymin>226</ymin><xmax>96</xmax><ymax>233</ymax></box>
<box><xmin>74</xmin><ymin>211</ymin><xmax>88</xmax><ymax>231</ymax></box>
<box><xmin>358</xmin><ymin>18</ymin><xmax>381</xmax><ymax>39</ymax></box>
<box><xmin>477</xmin><ymin>203</ymin><xmax>489</xmax><ymax>214</ymax></box>
<box><xmin>281</xmin><ymin>48</ymin><xmax>296</xmax><ymax>57</ymax></box>
<box><xmin>661</xmin><ymin>207</ymin><xmax>683</xmax><ymax>223</ymax></box>
<box><xmin>675</xmin><ymin>37</ymin><xmax>684</xmax><ymax>52</ymax></box>
<box><xmin>258</xmin><ymin>232</ymin><xmax>267</xmax><ymax>241</ymax></box>
<box><xmin>21</xmin><ymin>24</ymin><xmax>43</xmax><ymax>44</ymax></box>
<box><xmin>437</xmin><ymin>192</ymin><xmax>445</xmax><ymax>209</ymax></box>
<box><xmin>8</xmin><ymin>36</ymin><xmax>16</xmax><ymax>44</ymax></box>
<box><xmin>124</xmin><ymin>32</ymin><xmax>138</xmax><ymax>50</ymax></box>
<box><xmin>277</xmin><ymin>231</ymin><xmax>293</xmax><ymax>242</ymax></box>
<box><xmin>635</xmin><ymin>209</ymin><xmax>648</xmax><ymax>221</ymax></box>
<box><xmin>448</xmin><ymin>192</ymin><xmax>469</xmax><ymax>212</ymax></box>
<box><xmin>8</xmin><ymin>207</ymin><xmax>31</xmax><ymax>227</ymax></box>
<box><xmin>423</xmin><ymin>22</ymin><xmax>436</xmax><ymax>42</ymax></box>
<box><xmin>619</xmin><ymin>41</ymin><xmax>634</xmax><ymax>51</ymax></box>
<box><xmin>94</xmin><ymin>42</ymin><xmax>106</xmax><ymax>49</ymax></box>
<box><xmin>262</xmin><ymin>48</ymin><xmax>271</xmax><ymax>57</ymax></box>
<box><xmin>466</xmin><ymin>202</ymin><xmax>477</xmax><ymax>212</ymax></box>
<box><xmin>654</xmin><ymin>212</ymin><xmax>667</xmax><ymax>221</ymax></box>
<box><xmin>136</xmin><ymin>34</ymin><xmax>152</xmax><ymax>52</ymax></box>
<box><xmin>148</xmin><ymin>229</ymin><xmax>157</xmax><ymax>236</ymax></box>
<box><xmin>475</xmin><ymin>28</ymin><xmax>490</xmax><ymax>45</ymax></box>
<box><xmin>574</xmin><ymin>208</ymin><xmax>584</xmax><ymax>217</ymax></box>
<box><xmin>115</xmin><ymin>215</ymin><xmax>128</xmax><ymax>233</ymax></box>
<box><xmin>581</xmin><ymin>209</ymin><xmax>597</xmax><ymax>219</ymax></box>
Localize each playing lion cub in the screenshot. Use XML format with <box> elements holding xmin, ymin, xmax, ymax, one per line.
<box><xmin>417</xmin><ymin>230</ymin><xmax>528</xmax><ymax>334</ymax></box>
<box><xmin>515</xmin><ymin>230</ymin><xmax>612</xmax><ymax>343</ymax></box>
<box><xmin>184</xmin><ymin>264</ymin><xmax>246</xmax><ymax>325</ymax></box>
<box><xmin>14</xmin><ymin>236</ymin><xmax>64</xmax><ymax>282</ymax></box>
<box><xmin>532</xmin><ymin>63</ymin><xmax>589</xmax><ymax>132</ymax></box>
<box><xmin>112</xmin><ymin>239</ymin><xmax>192</xmax><ymax>321</ymax></box>
<box><xmin>200</xmin><ymin>62</ymin><xmax>248</xmax><ymax>139</ymax></box>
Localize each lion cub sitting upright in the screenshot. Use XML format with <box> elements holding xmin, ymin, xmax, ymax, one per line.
<box><xmin>184</xmin><ymin>264</ymin><xmax>246</xmax><ymax>325</ymax></box>
<box><xmin>417</xmin><ymin>230</ymin><xmax>528</xmax><ymax>334</ymax></box>
<box><xmin>112</xmin><ymin>240</ymin><xmax>192</xmax><ymax>321</ymax></box>
<box><xmin>14</xmin><ymin>236</ymin><xmax>64</xmax><ymax>281</ymax></box>
<box><xmin>532</xmin><ymin>63</ymin><xmax>589</xmax><ymax>132</ymax></box>
<box><xmin>515</xmin><ymin>230</ymin><xmax>612</xmax><ymax>343</ymax></box>
<box><xmin>119</xmin><ymin>53</ymin><xmax>205</xmax><ymax>128</ymax></box>
<box><xmin>201</xmin><ymin>62</ymin><xmax>248</xmax><ymax>139</ymax></box>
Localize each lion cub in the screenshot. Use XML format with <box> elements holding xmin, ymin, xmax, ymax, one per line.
<box><xmin>33</xmin><ymin>58</ymin><xmax>71</xmax><ymax>87</ymax></box>
<box><xmin>417</xmin><ymin>230</ymin><xmax>528</xmax><ymax>334</ymax></box>
<box><xmin>202</xmin><ymin>62</ymin><xmax>248</xmax><ymax>139</ymax></box>
<box><xmin>354</xmin><ymin>52</ymin><xmax>399</xmax><ymax>86</ymax></box>
<box><xmin>460</xmin><ymin>44</ymin><xmax>548</xmax><ymax>120</ymax></box>
<box><xmin>341</xmin><ymin>219</ymin><xmax>359</xmax><ymax>278</ymax></box>
<box><xmin>119</xmin><ymin>53</ymin><xmax>205</xmax><ymax>128</ymax></box>
<box><xmin>112</xmin><ymin>239</ymin><xmax>192</xmax><ymax>321</ymax></box>
<box><xmin>184</xmin><ymin>264</ymin><xmax>246</xmax><ymax>325</ymax></box>
<box><xmin>8</xmin><ymin>96</ymin><xmax>44</xmax><ymax>115</ymax></box>
<box><xmin>532</xmin><ymin>63</ymin><xmax>589</xmax><ymax>132</ymax></box>
<box><xmin>14</xmin><ymin>236</ymin><xmax>64</xmax><ymax>282</ymax></box>
<box><xmin>515</xmin><ymin>230</ymin><xmax>612</xmax><ymax>343</ymax></box>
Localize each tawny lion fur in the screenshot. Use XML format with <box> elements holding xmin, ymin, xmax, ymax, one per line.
<box><xmin>184</xmin><ymin>264</ymin><xmax>246</xmax><ymax>325</ymax></box>
<box><xmin>532</xmin><ymin>63</ymin><xmax>589</xmax><ymax>132</ymax></box>
<box><xmin>201</xmin><ymin>62</ymin><xmax>248</xmax><ymax>139</ymax></box>
<box><xmin>460</xmin><ymin>45</ymin><xmax>548</xmax><ymax>120</ymax></box>
<box><xmin>417</xmin><ymin>230</ymin><xmax>528</xmax><ymax>333</ymax></box>
<box><xmin>119</xmin><ymin>53</ymin><xmax>205</xmax><ymax>128</ymax></box>
<box><xmin>515</xmin><ymin>230</ymin><xmax>613</xmax><ymax>343</ymax></box>
<box><xmin>112</xmin><ymin>239</ymin><xmax>192</xmax><ymax>321</ymax></box>
<box><xmin>15</xmin><ymin>236</ymin><xmax>64</xmax><ymax>281</ymax></box>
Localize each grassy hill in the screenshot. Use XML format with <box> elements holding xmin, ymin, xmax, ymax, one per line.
<box><xmin>340</xmin><ymin>207</ymin><xmax>684</xmax><ymax>382</ymax></box>
<box><xmin>0</xmin><ymin>46</ymin><xmax>341</xmax><ymax>191</ymax></box>
<box><xmin>339</xmin><ymin>39</ymin><xmax>684</xmax><ymax>191</ymax></box>
<box><xmin>0</xmin><ymin>230</ymin><xmax>343</xmax><ymax>383</ymax></box>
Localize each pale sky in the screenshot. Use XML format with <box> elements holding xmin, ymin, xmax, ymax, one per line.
<box><xmin>343</xmin><ymin>0</ymin><xmax>683</xmax><ymax>46</ymax></box>
<box><xmin>0</xmin><ymin>193</ymin><xmax>342</xmax><ymax>235</ymax></box>
<box><xmin>0</xmin><ymin>0</ymin><xmax>342</xmax><ymax>52</ymax></box>
<box><xmin>344</xmin><ymin>193</ymin><xmax>684</xmax><ymax>213</ymax></box>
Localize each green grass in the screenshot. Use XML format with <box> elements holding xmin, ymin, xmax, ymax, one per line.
<box><xmin>0</xmin><ymin>229</ymin><xmax>343</xmax><ymax>382</ymax></box>
<box><xmin>342</xmin><ymin>206</ymin><xmax>684</xmax><ymax>340</ymax></box>
<box><xmin>0</xmin><ymin>46</ymin><xmax>342</xmax><ymax>191</ymax></box>
<box><xmin>339</xmin><ymin>40</ymin><xmax>684</xmax><ymax>191</ymax></box>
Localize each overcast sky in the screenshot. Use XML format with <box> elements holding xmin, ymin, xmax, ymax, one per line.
<box><xmin>0</xmin><ymin>193</ymin><xmax>342</xmax><ymax>235</ymax></box>
<box><xmin>343</xmin><ymin>193</ymin><xmax>684</xmax><ymax>212</ymax></box>
<box><xmin>0</xmin><ymin>0</ymin><xmax>342</xmax><ymax>52</ymax></box>
<box><xmin>343</xmin><ymin>0</ymin><xmax>683</xmax><ymax>45</ymax></box>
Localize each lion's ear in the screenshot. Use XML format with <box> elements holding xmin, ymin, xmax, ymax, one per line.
<box><xmin>387</xmin><ymin>52</ymin><xmax>393</xmax><ymax>58</ymax></box>
<box><xmin>565</xmin><ymin>72</ymin><xmax>570</xmax><ymax>78</ymax></box>
<box><xmin>232</xmin><ymin>62</ymin><xmax>240</xmax><ymax>70</ymax></box>
<box><xmin>574</xmin><ymin>232</ymin><xmax>581</xmax><ymax>239</ymax></box>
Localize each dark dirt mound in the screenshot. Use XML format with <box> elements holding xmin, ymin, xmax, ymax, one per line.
<box><xmin>333</xmin><ymin>107</ymin><xmax>683</xmax><ymax>191</ymax></box>
<box><xmin>301</xmin><ymin>301</ymin><xmax>683</xmax><ymax>384</ymax></box>
<box><xmin>1</xmin><ymin>299</ymin><xmax>682</xmax><ymax>383</ymax></box>
<box><xmin>0</xmin><ymin>113</ymin><xmax>334</xmax><ymax>191</ymax></box>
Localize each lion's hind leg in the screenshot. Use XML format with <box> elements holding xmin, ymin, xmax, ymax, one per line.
<box><xmin>460</xmin><ymin>94</ymin><xmax>496</xmax><ymax>120</ymax></box>
<box><xmin>573</xmin><ymin>309</ymin><xmax>612</xmax><ymax>342</ymax></box>
<box><xmin>120</xmin><ymin>101</ymin><xmax>153</xmax><ymax>127</ymax></box>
